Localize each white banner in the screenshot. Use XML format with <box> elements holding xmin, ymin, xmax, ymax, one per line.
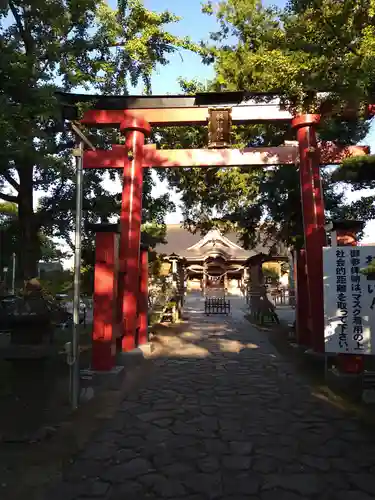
<box><xmin>323</xmin><ymin>246</ymin><xmax>375</xmax><ymax>354</ymax></box>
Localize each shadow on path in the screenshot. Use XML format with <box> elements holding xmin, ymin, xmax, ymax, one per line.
<box><xmin>43</xmin><ymin>294</ymin><xmax>375</xmax><ymax>500</ymax></box>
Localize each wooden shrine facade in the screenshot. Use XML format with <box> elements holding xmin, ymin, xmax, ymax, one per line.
<box><xmin>57</xmin><ymin>90</ymin><xmax>373</xmax><ymax>370</ymax></box>
<box><xmin>156</xmin><ymin>226</ymin><xmax>287</xmax><ymax>295</ymax></box>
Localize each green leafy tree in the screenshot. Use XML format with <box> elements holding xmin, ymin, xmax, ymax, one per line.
<box><xmin>332</xmin><ymin>155</ymin><xmax>375</xmax><ymax>188</ymax></box>
<box><xmin>160</xmin><ymin>0</ymin><xmax>375</xmax><ymax>249</ymax></box>
<box><xmin>203</xmin><ymin>0</ymin><xmax>375</xmax><ymax>113</ymax></box>
<box><xmin>0</xmin><ymin>201</ymin><xmax>66</xmax><ymax>284</ymax></box>
<box><xmin>0</xmin><ymin>0</ymin><xmax>201</xmax><ymax>279</ymax></box>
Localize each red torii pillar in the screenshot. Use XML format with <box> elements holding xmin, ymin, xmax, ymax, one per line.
<box><xmin>295</xmin><ymin>249</ymin><xmax>310</xmax><ymax>347</ymax></box>
<box><xmin>90</xmin><ymin>223</ymin><xmax>150</xmax><ymax>370</ymax></box>
<box><xmin>92</xmin><ymin>228</ymin><xmax>119</xmax><ymax>371</ymax></box>
<box><xmin>292</xmin><ymin>114</ymin><xmax>326</xmax><ymax>354</ymax></box>
<box><xmin>138</xmin><ymin>247</ymin><xmax>149</xmax><ymax>346</ymax></box>
<box><xmin>118</xmin><ymin>117</ymin><xmax>151</xmax><ymax>352</ymax></box>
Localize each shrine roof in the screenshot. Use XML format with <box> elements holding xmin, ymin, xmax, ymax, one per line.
<box><xmin>155</xmin><ymin>225</ymin><xmax>286</xmax><ymax>261</ymax></box>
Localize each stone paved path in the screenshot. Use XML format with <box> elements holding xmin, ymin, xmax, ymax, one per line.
<box><xmin>48</xmin><ymin>294</ymin><xmax>375</xmax><ymax>500</ymax></box>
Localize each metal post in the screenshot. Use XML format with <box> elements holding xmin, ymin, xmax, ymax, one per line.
<box><xmin>71</xmin><ymin>140</ymin><xmax>84</xmax><ymax>410</ymax></box>
<box><xmin>3</xmin><ymin>267</ymin><xmax>7</xmax><ymax>291</ymax></box>
<box><xmin>11</xmin><ymin>252</ymin><xmax>16</xmax><ymax>295</ymax></box>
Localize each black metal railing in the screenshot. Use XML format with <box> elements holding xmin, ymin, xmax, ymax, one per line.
<box><xmin>204</xmin><ymin>296</ymin><xmax>231</xmax><ymax>315</ymax></box>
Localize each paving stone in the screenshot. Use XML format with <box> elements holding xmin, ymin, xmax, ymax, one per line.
<box><xmin>64</xmin><ymin>459</ymin><xmax>106</xmax><ymax>481</ymax></box>
<box><xmin>182</xmin><ymin>496</ymin><xmax>208</xmax><ymax>500</ymax></box>
<box><xmin>255</xmin><ymin>446</ymin><xmax>296</xmax><ymax>462</ymax></box>
<box><xmin>110</xmin><ymin>480</ymin><xmax>143</xmax><ymax>499</ymax></box>
<box><xmin>183</xmin><ymin>473</ymin><xmax>222</xmax><ymax>498</ymax></box>
<box><xmin>150</xmin><ymin>449</ymin><xmax>175</xmax><ymax>467</ymax></box>
<box><xmin>119</xmin><ymin>401</ymin><xmax>139</xmax><ymax>412</ymax></box>
<box><xmin>222</xmin><ymin>473</ymin><xmax>261</xmax><ymax>495</ymax></box>
<box><xmin>299</xmin><ymin>455</ymin><xmax>331</xmax><ymax>472</ymax></box>
<box><xmin>222</xmin><ymin>455</ymin><xmax>252</xmax><ymax>471</ymax></box>
<box><xmin>45</xmin><ymin>482</ymin><xmax>87</xmax><ymax>500</ymax></box>
<box><xmin>262</xmin><ymin>473</ymin><xmax>323</xmax><ymax>496</ymax></box>
<box><xmin>252</xmin><ymin>457</ymin><xmax>278</xmax><ymax>473</ymax></box>
<box><xmin>163</xmin><ymin>463</ymin><xmax>194</xmax><ymax>477</ymax></box>
<box><xmin>225</xmin><ymin>497</ymin><xmax>260</xmax><ymax>500</ymax></box>
<box><xmin>117</xmin><ymin>435</ymin><xmax>145</xmax><ymax>449</ymax></box>
<box><xmin>137</xmin><ymin>411</ymin><xmax>172</xmax><ymax>422</ymax></box>
<box><xmin>229</xmin><ymin>441</ymin><xmax>254</xmax><ymax>455</ymax></box>
<box><xmin>313</xmin><ymin>440</ymin><xmax>344</xmax><ymax>457</ymax></box>
<box><xmin>333</xmin><ymin>492</ymin><xmax>375</xmax><ymax>500</ymax></box>
<box><xmin>81</xmin><ymin>443</ymin><xmax>117</xmax><ymax>460</ymax></box>
<box><xmin>86</xmin><ymin>480</ymin><xmax>111</xmax><ymax>497</ymax></box>
<box><xmin>146</xmin><ymin>428</ymin><xmax>173</xmax><ymax>442</ymax></box>
<box><xmin>153</xmin><ymin>479</ymin><xmax>187</xmax><ymax>497</ymax></box>
<box><xmin>261</xmin><ymin>490</ymin><xmax>304</xmax><ymax>500</ymax></box>
<box><xmin>137</xmin><ymin>472</ymin><xmax>167</xmax><ymax>488</ymax></box>
<box><xmin>173</xmin><ymin>445</ymin><xmax>205</xmax><ymax>460</ymax></box>
<box><xmin>203</xmin><ymin>438</ymin><xmax>228</xmax><ymax>454</ymax></box>
<box><xmin>152</xmin><ymin>418</ymin><xmax>173</xmax><ymax>428</ymax></box>
<box><xmin>103</xmin><ymin>458</ymin><xmax>153</xmax><ymax>482</ymax></box>
<box><xmin>348</xmin><ymin>473</ymin><xmax>375</xmax><ymax>495</ymax></box>
<box><xmin>323</xmin><ymin>472</ymin><xmax>351</xmax><ymax>490</ymax></box>
<box><xmin>111</xmin><ymin>448</ymin><xmax>139</xmax><ymax>464</ymax></box>
<box><xmin>197</xmin><ymin>455</ymin><xmax>220</xmax><ymax>472</ymax></box>
<box><xmin>77</xmin><ymin>497</ymin><xmax>107</xmax><ymax>500</ymax></box>
<box><xmin>201</xmin><ymin>406</ymin><xmax>218</xmax><ymax>415</ymax></box>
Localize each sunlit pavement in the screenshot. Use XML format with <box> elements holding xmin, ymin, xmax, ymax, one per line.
<box><xmin>47</xmin><ymin>293</ymin><xmax>375</xmax><ymax>500</ymax></box>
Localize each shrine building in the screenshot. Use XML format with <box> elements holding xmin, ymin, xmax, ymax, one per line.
<box><xmin>154</xmin><ymin>225</ymin><xmax>288</xmax><ymax>294</ymax></box>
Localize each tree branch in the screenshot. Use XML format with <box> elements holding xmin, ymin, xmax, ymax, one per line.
<box><xmin>0</xmin><ymin>192</ymin><xmax>18</xmax><ymax>203</ymax></box>
<box><xmin>1</xmin><ymin>171</ymin><xmax>19</xmax><ymax>191</ymax></box>
<box><xmin>8</xmin><ymin>1</ymin><xmax>34</xmax><ymax>55</ymax></box>
<box><xmin>46</xmin><ymin>40</ymin><xmax>130</xmax><ymax>61</ymax></box>
<box><xmin>312</xmin><ymin>0</ymin><xmax>359</xmax><ymax>57</ymax></box>
<box><xmin>63</xmin><ymin>232</ymin><xmax>75</xmax><ymax>251</ymax></box>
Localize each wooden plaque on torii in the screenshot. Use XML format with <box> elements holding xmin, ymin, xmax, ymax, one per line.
<box><xmin>208</xmin><ymin>107</ymin><xmax>232</xmax><ymax>148</ymax></box>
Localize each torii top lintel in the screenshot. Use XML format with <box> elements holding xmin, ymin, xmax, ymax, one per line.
<box><xmin>56</xmin><ymin>91</ymin><xmax>375</xmax><ymax>127</ymax></box>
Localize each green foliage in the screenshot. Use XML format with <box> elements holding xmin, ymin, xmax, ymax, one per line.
<box><xmin>38</xmin><ymin>234</ymin><xmax>67</xmax><ymax>262</ymax></box>
<box><xmin>0</xmin><ymin>201</ymin><xmax>65</xmax><ymax>281</ymax></box>
<box><xmin>202</xmin><ymin>0</ymin><xmax>375</xmax><ymax>114</ymax></box>
<box><xmin>160</xmin><ymin>0</ymin><xmax>375</xmax><ymax>251</ymax></box>
<box><xmin>39</xmin><ymin>269</ymin><xmax>73</xmax><ymax>296</ymax></box>
<box><xmin>0</xmin><ymin>0</ymin><xmax>198</xmax><ymax>278</ymax></box>
<box><xmin>361</xmin><ymin>258</ymin><xmax>375</xmax><ymax>276</ymax></box>
<box><xmin>263</xmin><ymin>266</ymin><xmax>280</xmax><ymax>281</ymax></box>
<box><xmin>141</xmin><ymin>222</ymin><xmax>168</xmax><ymax>248</ymax></box>
<box><xmin>280</xmin><ymin>262</ymin><xmax>290</xmax><ymax>275</ymax></box>
<box><xmin>0</xmin><ymin>202</ymin><xmax>17</xmax><ymax>221</ymax></box>
<box><xmin>332</xmin><ymin>155</ymin><xmax>375</xmax><ymax>188</ymax></box>
<box><xmin>80</xmin><ymin>264</ymin><xmax>94</xmax><ymax>296</ymax></box>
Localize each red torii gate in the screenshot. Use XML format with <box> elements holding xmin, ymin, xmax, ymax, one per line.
<box><xmin>58</xmin><ymin>92</ymin><xmax>371</xmax><ymax>370</ymax></box>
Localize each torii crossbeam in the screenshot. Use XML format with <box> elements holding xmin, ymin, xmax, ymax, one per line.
<box><xmin>84</xmin><ymin>143</ymin><xmax>368</xmax><ymax>169</ymax></box>
<box><xmin>57</xmin><ymin>91</ymin><xmax>373</xmax><ymax>370</ymax></box>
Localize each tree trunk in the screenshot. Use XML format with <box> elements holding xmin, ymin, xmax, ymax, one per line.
<box><xmin>17</xmin><ymin>165</ymin><xmax>39</xmax><ymax>280</ymax></box>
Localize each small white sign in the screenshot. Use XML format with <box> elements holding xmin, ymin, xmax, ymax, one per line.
<box><xmin>323</xmin><ymin>246</ymin><xmax>375</xmax><ymax>355</ymax></box>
